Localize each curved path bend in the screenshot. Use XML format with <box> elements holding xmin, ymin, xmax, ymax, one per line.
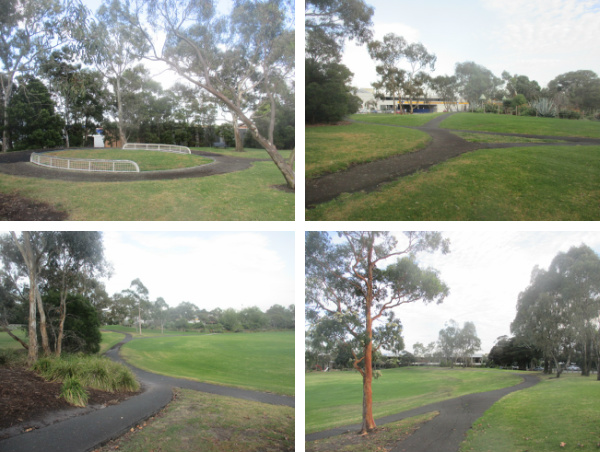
<box><xmin>305</xmin><ymin>113</ymin><xmax>600</xmax><ymax>207</ymax></box>
<box><xmin>1</xmin><ymin>333</ymin><xmax>294</xmax><ymax>452</ymax></box>
<box><xmin>306</xmin><ymin>372</ymin><xmax>539</xmax><ymax>452</ymax></box>
<box><xmin>0</xmin><ymin>149</ymin><xmax>265</xmax><ymax>182</ymax></box>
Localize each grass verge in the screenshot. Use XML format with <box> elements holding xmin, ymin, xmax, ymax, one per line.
<box><xmin>306</xmin><ymin>145</ymin><xmax>600</xmax><ymax>221</ymax></box>
<box><xmin>306</xmin><ymin>122</ymin><xmax>430</xmax><ymax>178</ymax></box>
<box><xmin>99</xmin><ymin>331</ymin><xmax>126</xmax><ymax>354</ymax></box>
<box><xmin>452</xmin><ymin>131</ymin><xmax>566</xmax><ymax>143</ymax></box>
<box><xmin>46</xmin><ymin>149</ymin><xmax>212</xmax><ymax>171</ymax></box>
<box><xmin>307</xmin><ymin>412</ymin><xmax>439</xmax><ymax>452</ymax></box>
<box><xmin>120</xmin><ymin>332</ymin><xmax>294</xmax><ymax>396</ymax></box>
<box><xmin>32</xmin><ymin>354</ymin><xmax>140</xmax><ymax>393</ymax></box>
<box><xmin>440</xmin><ymin>113</ymin><xmax>600</xmax><ymax>138</ymax></box>
<box><xmin>0</xmin><ymin>159</ymin><xmax>294</xmax><ymax>220</ymax></box>
<box><xmin>350</xmin><ymin>112</ymin><xmax>446</xmax><ymax>126</ymax></box>
<box><xmin>460</xmin><ymin>373</ymin><xmax>600</xmax><ymax>452</ymax></box>
<box><xmin>306</xmin><ymin>367</ymin><xmax>522</xmax><ymax>434</ymax></box>
<box><xmin>98</xmin><ymin>388</ymin><xmax>294</xmax><ymax>452</ymax></box>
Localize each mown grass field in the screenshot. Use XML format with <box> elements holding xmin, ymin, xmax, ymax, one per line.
<box><xmin>98</xmin><ymin>389</ymin><xmax>294</xmax><ymax>452</ymax></box>
<box><xmin>306</xmin><ymin>367</ymin><xmax>522</xmax><ymax>434</ymax></box>
<box><xmin>99</xmin><ymin>330</ymin><xmax>126</xmax><ymax>354</ymax></box>
<box><xmin>306</xmin><ymin>145</ymin><xmax>600</xmax><ymax>221</ymax></box>
<box><xmin>440</xmin><ymin>113</ymin><xmax>600</xmax><ymax>138</ymax></box>
<box><xmin>306</xmin><ymin>122</ymin><xmax>430</xmax><ymax>178</ymax></box>
<box><xmin>451</xmin><ymin>131</ymin><xmax>566</xmax><ymax>143</ymax></box>
<box><xmin>121</xmin><ymin>332</ymin><xmax>294</xmax><ymax>396</ymax></box>
<box><xmin>0</xmin><ymin>149</ymin><xmax>293</xmax><ymax>220</ymax></box>
<box><xmin>0</xmin><ymin>329</ymin><xmax>26</xmax><ymax>350</ymax></box>
<box><xmin>460</xmin><ymin>373</ymin><xmax>600</xmax><ymax>452</ymax></box>
<box><xmin>47</xmin><ymin>148</ymin><xmax>212</xmax><ymax>172</ymax></box>
<box><xmin>350</xmin><ymin>112</ymin><xmax>445</xmax><ymax>126</ymax></box>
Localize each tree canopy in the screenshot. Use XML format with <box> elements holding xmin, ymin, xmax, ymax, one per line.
<box><xmin>306</xmin><ymin>231</ymin><xmax>450</xmax><ymax>434</ymax></box>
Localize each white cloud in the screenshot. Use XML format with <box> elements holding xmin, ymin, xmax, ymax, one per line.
<box><xmin>102</xmin><ymin>232</ymin><xmax>294</xmax><ymax>312</ymax></box>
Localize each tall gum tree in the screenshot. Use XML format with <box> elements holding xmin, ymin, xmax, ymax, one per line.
<box><xmin>306</xmin><ymin>231</ymin><xmax>450</xmax><ymax>434</ymax></box>
<box><xmin>0</xmin><ymin>0</ymin><xmax>86</xmax><ymax>152</ymax></box>
<box><xmin>125</xmin><ymin>0</ymin><xmax>295</xmax><ymax>189</ymax></box>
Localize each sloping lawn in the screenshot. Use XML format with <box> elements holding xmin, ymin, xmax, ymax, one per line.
<box><xmin>306</xmin><ymin>367</ymin><xmax>522</xmax><ymax>434</ymax></box>
<box><xmin>121</xmin><ymin>332</ymin><xmax>294</xmax><ymax>396</ymax></box>
<box><xmin>440</xmin><ymin>113</ymin><xmax>600</xmax><ymax>138</ymax></box>
<box><xmin>0</xmin><ymin>159</ymin><xmax>294</xmax><ymax>220</ymax></box>
<box><xmin>350</xmin><ymin>112</ymin><xmax>445</xmax><ymax>126</ymax></box>
<box><xmin>460</xmin><ymin>374</ymin><xmax>600</xmax><ymax>452</ymax></box>
<box><xmin>306</xmin><ymin>145</ymin><xmax>600</xmax><ymax>221</ymax></box>
<box><xmin>306</xmin><ymin>122</ymin><xmax>430</xmax><ymax>178</ymax></box>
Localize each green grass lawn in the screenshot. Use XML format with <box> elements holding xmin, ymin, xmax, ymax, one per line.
<box><xmin>99</xmin><ymin>331</ymin><xmax>126</xmax><ymax>354</ymax></box>
<box><xmin>440</xmin><ymin>113</ymin><xmax>600</xmax><ymax>138</ymax></box>
<box><xmin>460</xmin><ymin>373</ymin><xmax>600</xmax><ymax>452</ymax></box>
<box><xmin>0</xmin><ymin>155</ymin><xmax>294</xmax><ymax>220</ymax></box>
<box><xmin>47</xmin><ymin>149</ymin><xmax>212</xmax><ymax>172</ymax></box>
<box><xmin>306</xmin><ymin>122</ymin><xmax>430</xmax><ymax>178</ymax></box>
<box><xmin>350</xmin><ymin>112</ymin><xmax>445</xmax><ymax>126</ymax></box>
<box><xmin>306</xmin><ymin>145</ymin><xmax>600</xmax><ymax>221</ymax></box>
<box><xmin>306</xmin><ymin>367</ymin><xmax>523</xmax><ymax>434</ymax></box>
<box><xmin>120</xmin><ymin>332</ymin><xmax>294</xmax><ymax>396</ymax></box>
<box><xmin>103</xmin><ymin>325</ymin><xmax>206</xmax><ymax>337</ymax></box>
<box><xmin>0</xmin><ymin>329</ymin><xmax>27</xmax><ymax>350</ymax></box>
<box><xmin>452</xmin><ymin>131</ymin><xmax>566</xmax><ymax>143</ymax></box>
<box><xmin>98</xmin><ymin>389</ymin><xmax>294</xmax><ymax>452</ymax></box>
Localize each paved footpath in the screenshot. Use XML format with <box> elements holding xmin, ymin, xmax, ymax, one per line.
<box><xmin>305</xmin><ymin>113</ymin><xmax>600</xmax><ymax>207</ymax></box>
<box><xmin>1</xmin><ymin>333</ymin><xmax>294</xmax><ymax>452</ymax></box>
<box><xmin>306</xmin><ymin>373</ymin><xmax>539</xmax><ymax>452</ymax></box>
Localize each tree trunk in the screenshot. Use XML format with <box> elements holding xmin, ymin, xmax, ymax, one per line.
<box><xmin>27</xmin><ymin>280</ymin><xmax>38</xmax><ymax>365</ymax></box>
<box><xmin>116</xmin><ymin>76</ymin><xmax>126</xmax><ymax>145</ymax></box>
<box><xmin>361</xmin><ymin>339</ymin><xmax>376</xmax><ymax>434</ymax></box>
<box><xmin>1</xmin><ymin>321</ymin><xmax>29</xmax><ymax>349</ymax></box>
<box><xmin>232</xmin><ymin>116</ymin><xmax>244</xmax><ymax>152</ymax></box>
<box><xmin>35</xmin><ymin>289</ymin><xmax>51</xmax><ymax>356</ymax></box>
<box><xmin>56</xmin><ymin>290</ymin><xmax>68</xmax><ymax>356</ymax></box>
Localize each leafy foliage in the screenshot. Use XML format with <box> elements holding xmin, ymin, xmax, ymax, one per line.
<box><xmin>531</xmin><ymin>98</ymin><xmax>556</xmax><ymax>117</ymax></box>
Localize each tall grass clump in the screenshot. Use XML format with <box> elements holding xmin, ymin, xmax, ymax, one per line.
<box><xmin>60</xmin><ymin>376</ymin><xmax>89</xmax><ymax>407</ymax></box>
<box><xmin>32</xmin><ymin>354</ymin><xmax>139</xmax><ymax>393</ymax></box>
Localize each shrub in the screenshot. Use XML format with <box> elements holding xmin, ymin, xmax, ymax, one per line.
<box><xmin>32</xmin><ymin>354</ymin><xmax>140</xmax><ymax>394</ymax></box>
<box><xmin>60</xmin><ymin>376</ymin><xmax>89</xmax><ymax>407</ymax></box>
<box><xmin>559</xmin><ymin>110</ymin><xmax>582</xmax><ymax>119</ymax></box>
<box><xmin>531</xmin><ymin>98</ymin><xmax>557</xmax><ymax>117</ymax></box>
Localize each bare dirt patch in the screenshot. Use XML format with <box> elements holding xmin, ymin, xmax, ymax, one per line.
<box><xmin>0</xmin><ymin>367</ymin><xmax>137</xmax><ymax>439</ymax></box>
<box><xmin>0</xmin><ymin>192</ymin><xmax>68</xmax><ymax>220</ymax></box>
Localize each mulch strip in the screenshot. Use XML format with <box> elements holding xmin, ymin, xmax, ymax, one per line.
<box><xmin>0</xmin><ymin>193</ymin><xmax>68</xmax><ymax>221</ymax></box>
<box><xmin>0</xmin><ymin>367</ymin><xmax>137</xmax><ymax>438</ymax></box>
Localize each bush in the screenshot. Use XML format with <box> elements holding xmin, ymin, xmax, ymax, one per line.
<box><xmin>32</xmin><ymin>354</ymin><xmax>140</xmax><ymax>394</ymax></box>
<box><xmin>559</xmin><ymin>110</ymin><xmax>582</xmax><ymax>119</ymax></box>
<box><xmin>60</xmin><ymin>376</ymin><xmax>89</xmax><ymax>407</ymax></box>
<box><xmin>519</xmin><ymin>107</ymin><xmax>536</xmax><ymax>116</ymax></box>
<box><xmin>531</xmin><ymin>98</ymin><xmax>557</xmax><ymax>117</ymax></box>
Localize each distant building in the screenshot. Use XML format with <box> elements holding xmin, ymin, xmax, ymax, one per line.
<box><xmin>356</xmin><ymin>87</ymin><xmax>469</xmax><ymax>113</ymax></box>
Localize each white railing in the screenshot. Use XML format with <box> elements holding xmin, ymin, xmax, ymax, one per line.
<box><xmin>30</xmin><ymin>152</ymin><xmax>140</xmax><ymax>173</ymax></box>
<box><xmin>123</xmin><ymin>143</ymin><xmax>191</xmax><ymax>154</ymax></box>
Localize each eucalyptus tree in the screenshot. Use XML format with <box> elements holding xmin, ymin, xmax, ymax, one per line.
<box><xmin>367</xmin><ymin>34</ymin><xmax>407</xmax><ymax>113</ymax></box>
<box><xmin>402</xmin><ymin>42</ymin><xmax>436</xmax><ymax>113</ymax></box>
<box><xmin>125</xmin><ymin>0</ymin><xmax>295</xmax><ymax>189</ymax></box>
<box><xmin>429</xmin><ymin>75</ymin><xmax>458</xmax><ymax>112</ymax></box>
<box><xmin>0</xmin><ymin>0</ymin><xmax>86</xmax><ymax>152</ymax></box>
<box><xmin>43</xmin><ymin>232</ymin><xmax>106</xmax><ymax>356</ymax></box>
<box><xmin>125</xmin><ymin>278</ymin><xmax>150</xmax><ymax>335</ymax></box>
<box><xmin>547</xmin><ymin>70</ymin><xmax>600</xmax><ymax>114</ymax></box>
<box><xmin>306</xmin><ymin>231</ymin><xmax>450</xmax><ymax>434</ymax></box>
<box><xmin>305</xmin><ymin>0</ymin><xmax>374</xmax><ymax>63</ymax></box>
<box><xmin>511</xmin><ymin>245</ymin><xmax>600</xmax><ymax>378</ymax></box>
<box><xmin>455</xmin><ymin>62</ymin><xmax>498</xmax><ymax>111</ymax></box>
<box><xmin>84</xmin><ymin>0</ymin><xmax>149</xmax><ymax>145</ymax></box>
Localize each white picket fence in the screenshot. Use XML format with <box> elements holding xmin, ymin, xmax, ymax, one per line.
<box><xmin>123</xmin><ymin>143</ymin><xmax>191</xmax><ymax>154</ymax></box>
<box><xmin>30</xmin><ymin>152</ymin><xmax>140</xmax><ymax>173</ymax></box>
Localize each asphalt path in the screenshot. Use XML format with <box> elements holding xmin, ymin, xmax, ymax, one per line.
<box><xmin>305</xmin><ymin>113</ymin><xmax>600</xmax><ymax>207</ymax></box>
<box><xmin>306</xmin><ymin>373</ymin><xmax>540</xmax><ymax>452</ymax></box>
<box><xmin>0</xmin><ymin>149</ymin><xmax>264</xmax><ymax>182</ymax></box>
<box><xmin>0</xmin><ymin>333</ymin><xmax>294</xmax><ymax>452</ymax></box>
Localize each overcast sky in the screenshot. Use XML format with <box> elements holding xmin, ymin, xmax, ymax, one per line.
<box><xmin>343</xmin><ymin>0</ymin><xmax>600</xmax><ymax>90</ymax></box>
<box><xmin>101</xmin><ymin>231</ymin><xmax>294</xmax><ymax>313</ymax></box>
<box><xmin>380</xmin><ymin>231</ymin><xmax>600</xmax><ymax>356</ymax></box>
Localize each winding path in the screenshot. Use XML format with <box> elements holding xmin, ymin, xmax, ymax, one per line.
<box><xmin>305</xmin><ymin>113</ymin><xmax>600</xmax><ymax>207</ymax></box>
<box><xmin>0</xmin><ymin>149</ymin><xmax>266</xmax><ymax>182</ymax></box>
<box><xmin>1</xmin><ymin>332</ymin><xmax>294</xmax><ymax>452</ymax></box>
<box><xmin>306</xmin><ymin>372</ymin><xmax>539</xmax><ymax>452</ymax></box>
